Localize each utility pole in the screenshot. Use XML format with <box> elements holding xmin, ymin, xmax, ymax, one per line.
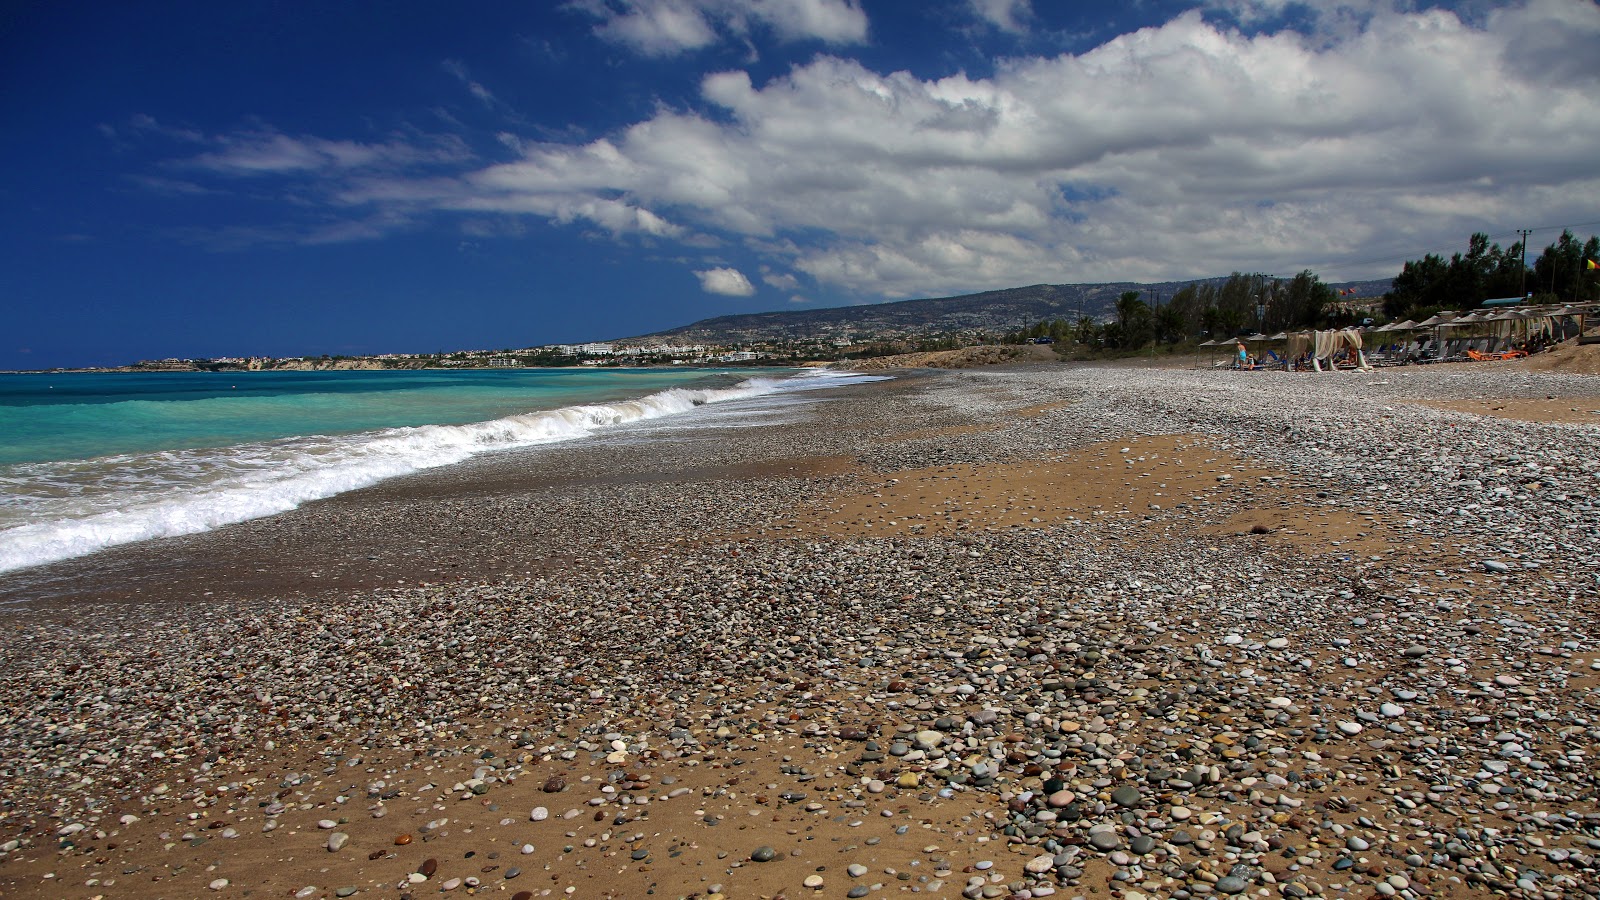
<box><xmin>1517</xmin><ymin>229</ymin><xmax>1532</xmax><ymax>298</ymax></box>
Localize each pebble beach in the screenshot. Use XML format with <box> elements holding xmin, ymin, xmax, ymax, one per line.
<box><xmin>2</xmin><ymin>361</ymin><xmax>1598</xmax><ymax>900</ymax></box>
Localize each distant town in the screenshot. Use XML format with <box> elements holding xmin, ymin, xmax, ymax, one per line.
<box><xmin>109</xmin><ymin>336</ymin><xmax>887</xmax><ymax>374</ymax></box>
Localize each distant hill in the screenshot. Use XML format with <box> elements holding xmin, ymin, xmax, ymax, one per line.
<box><xmin>631</xmin><ymin>277</ymin><xmax>1393</xmax><ymax>344</ymax></box>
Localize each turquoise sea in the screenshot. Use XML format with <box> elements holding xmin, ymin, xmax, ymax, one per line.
<box><xmin>0</xmin><ymin>367</ymin><xmax>882</xmax><ymax>575</ymax></box>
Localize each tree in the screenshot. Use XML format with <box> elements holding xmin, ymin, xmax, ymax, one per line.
<box><xmin>1074</xmin><ymin>316</ymin><xmax>1096</xmax><ymax>345</ymax></box>
<box><xmin>1114</xmin><ymin>291</ymin><xmax>1152</xmax><ymax>348</ymax></box>
<box><xmin>1154</xmin><ymin>304</ymin><xmax>1185</xmax><ymax>344</ymax></box>
<box><xmin>1165</xmin><ymin>285</ymin><xmax>1202</xmax><ymax>338</ymax></box>
<box><xmin>1275</xmin><ymin>270</ymin><xmax>1332</xmax><ymax>330</ymax></box>
<box><xmin>1384</xmin><ymin>232</ymin><xmax>1532</xmax><ymax>319</ymax></box>
<box><xmin>1532</xmin><ymin>230</ymin><xmax>1600</xmax><ymax>303</ymax></box>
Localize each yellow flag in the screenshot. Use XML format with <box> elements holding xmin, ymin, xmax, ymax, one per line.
<box><xmin>1589</xmin><ymin>258</ymin><xmax>1599</xmax><ymax>270</ymax></box>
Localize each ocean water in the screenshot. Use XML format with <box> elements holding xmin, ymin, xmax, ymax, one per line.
<box><xmin>0</xmin><ymin>367</ymin><xmax>883</xmax><ymax>575</ymax></box>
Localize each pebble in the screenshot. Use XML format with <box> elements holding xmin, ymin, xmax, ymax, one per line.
<box><xmin>4</xmin><ymin>365</ymin><xmax>1599</xmax><ymax>900</ymax></box>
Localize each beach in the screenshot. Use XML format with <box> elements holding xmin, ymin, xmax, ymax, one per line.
<box><xmin>2</xmin><ymin>361</ymin><xmax>1599</xmax><ymax>900</ymax></box>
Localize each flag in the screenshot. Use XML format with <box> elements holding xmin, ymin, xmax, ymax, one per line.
<box><xmin>1588</xmin><ymin>258</ymin><xmax>1598</xmax><ymax>270</ymax></box>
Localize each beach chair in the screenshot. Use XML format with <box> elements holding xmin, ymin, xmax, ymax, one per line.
<box><xmin>1264</xmin><ymin>349</ymin><xmax>1288</xmax><ymax>369</ymax></box>
<box><xmin>1466</xmin><ymin>349</ymin><xmax>1491</xmax><ymax>362</ymax></box>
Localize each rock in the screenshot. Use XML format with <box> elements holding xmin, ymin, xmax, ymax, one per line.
<box><xmin>326</xmin><ymin>832</ymin><xmax>349</xmax><ymax>852</ymax></box>
<box><xmin>751</xmin><ymin>846</ymin><xmax>776</xmax><ymax>862</ymax></box>
<box><xmin>1111</xmin><ymin>785</ymin><xmax>1140</xmax><ymax>807</ymax></box>
<box><xmin>1215</xmin><ymin>875</ymin><xmax>1249</xmax><ymax>894</ymax></box>
<box><xmin>541</xmin><ymin>776</ymin><xmax>565</xmax><ymax>793</ymax></box>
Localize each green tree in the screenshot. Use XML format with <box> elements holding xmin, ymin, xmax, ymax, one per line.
<box><xmin>1154</xmin><ymin>303</ymin><xmax>1185</xmax><ymax>344</ymax></box>
<box><xmin>1384</xmin><ymin>232</ymin><xmax>1533</xmax><ymax>318</ymax></box>
<box><xmin>1114</xmin><ymin>291</ymin><xmax>1152</xmax><ymax>348</ymax></box>
<box><xmin>1532</xmin><ymin>230</ymin><xmax>1600</xmax><ymax>303</ymax></box>
<box><xmin>1165</xmin><ymin>285</ymin><xmax>1202</xmax><ymax>338</ymax></box>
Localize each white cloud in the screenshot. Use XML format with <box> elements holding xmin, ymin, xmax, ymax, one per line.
<box><xmin>155</xmin><ymin>1</ymin><xmax>1600</xmax><ymax>291</ymax></box>
<box><xmin>568</xmin><ymin>0</ymin><xmax>868</xmax><ymax>56</ymax></box>
<box><xmin>969</xmin><ymin>0</ymin><xmax>1032</xmax><ymax>33</ymax></box>
<box><xmin>762</xmin><ymin>270</ymin><xmax>800</xmax><ymax>290</ymax></box>
<box><xmin>695</xmin><ymin>266</ymin><xmax>757</xmax><ymax>295</ymax></box>
<box><xmin>188</xmin><ymin>129</ymin><xmax>470</xmax><ymax>176</ymax></box>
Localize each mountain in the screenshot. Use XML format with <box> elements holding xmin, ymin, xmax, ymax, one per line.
<box><xmin>632</xmin><ymin>277</ymin><xmax>1393</xmax><ymax>345</ymax></box>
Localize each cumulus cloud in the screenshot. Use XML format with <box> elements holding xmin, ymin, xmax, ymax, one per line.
<box><xmin>695</xmin><ymin>266</ymin><xmax>757</xmax><ymax>295</ymax></box>
<box><xmin>148</xmin><ymin>1</ymin><xmax>1600</xmax><ymax>290</ymax></box>
<box><xmin>568</xmin><ymin>0</ymin><xmax>868</xmax><ymax>56</ymax></box>
<box><xmin>762</xmin><ymin>270</ymin><xmax>800</xmax><ymax>290</ymax></box>
<box><xmin>467</xmin><ymin>0</ymin><xmax>1599</xmax><ymax>294</ymax></box>
<box><xmin>969</xmin><ymin>0</ymin><xmax>1032</xmax><ymax>33</ymax></box>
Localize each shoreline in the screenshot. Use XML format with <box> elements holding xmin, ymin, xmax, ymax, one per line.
<box><xmin>2</xmin><ymin>363</ymin><xmax>1599</xmax><ymax>900</ymax></box>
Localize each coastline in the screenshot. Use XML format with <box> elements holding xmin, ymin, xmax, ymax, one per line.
<box><xmin>2</xmin><ymin>362</ymin><xmax>1598</xmax><ymax>900</ymax></box>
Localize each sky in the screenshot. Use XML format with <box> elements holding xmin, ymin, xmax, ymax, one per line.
<box><xmin>3</xmin><ymin>0</ymin><xmax>1598</xmax><ymax>369</ymax></box>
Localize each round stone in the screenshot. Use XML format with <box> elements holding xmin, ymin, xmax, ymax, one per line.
<box><xmin>1215</xmin><ymin>875</ymin><xmax>1249</xmax><ymax>894</ymax></box>
<box><xmin>1089</xmin><ymin>831</ymin><xmax>1121</xmax><ymax>851</ymax></box>
<box><xmin>530</xmin><ymin>806</ymin><xmax>549</xmax><ymax>821</ymax></box>
<box><xmin>804</xmin><ymin>875</ymin><xmax>824</xmax><ymax>888</ymax></box>
<box><xmin>1111</xmin><ymin>785</ymin><xmax>1140</xmax><ymax>807</ymax></box>
<box><xmin>751</xmin><ymin>846</ymin><xmax>776</xmax><ymax>862</ymax></box>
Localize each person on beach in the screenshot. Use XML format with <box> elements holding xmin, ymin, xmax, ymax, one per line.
<box><xmin>1236</xmin><ymin>340</ymin><xmax>1248</xmax><ymax>369</ymax></box>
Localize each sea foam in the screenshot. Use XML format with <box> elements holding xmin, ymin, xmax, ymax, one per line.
<box><xmin>0</xmin><ymin>370</ymin><xmax>877</xmax><ymax>575</ymax></box>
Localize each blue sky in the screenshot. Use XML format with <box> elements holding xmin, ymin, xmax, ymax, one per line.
<box><xmin>4</xmin><ymin>0</ymin><xmax>1598</xmax><ymax>369</ymax></box>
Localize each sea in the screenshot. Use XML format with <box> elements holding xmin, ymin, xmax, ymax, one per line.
<box><xmin>0</xmin><ymin>367</ymin><xmax>885</xmax><ymax>576</ymax></box>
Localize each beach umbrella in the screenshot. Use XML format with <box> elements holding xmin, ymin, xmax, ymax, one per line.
<box><xmin>1413</xmin><ymin>313</ymin><xmax>1459</xmax><ymax>361</ymax></box>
